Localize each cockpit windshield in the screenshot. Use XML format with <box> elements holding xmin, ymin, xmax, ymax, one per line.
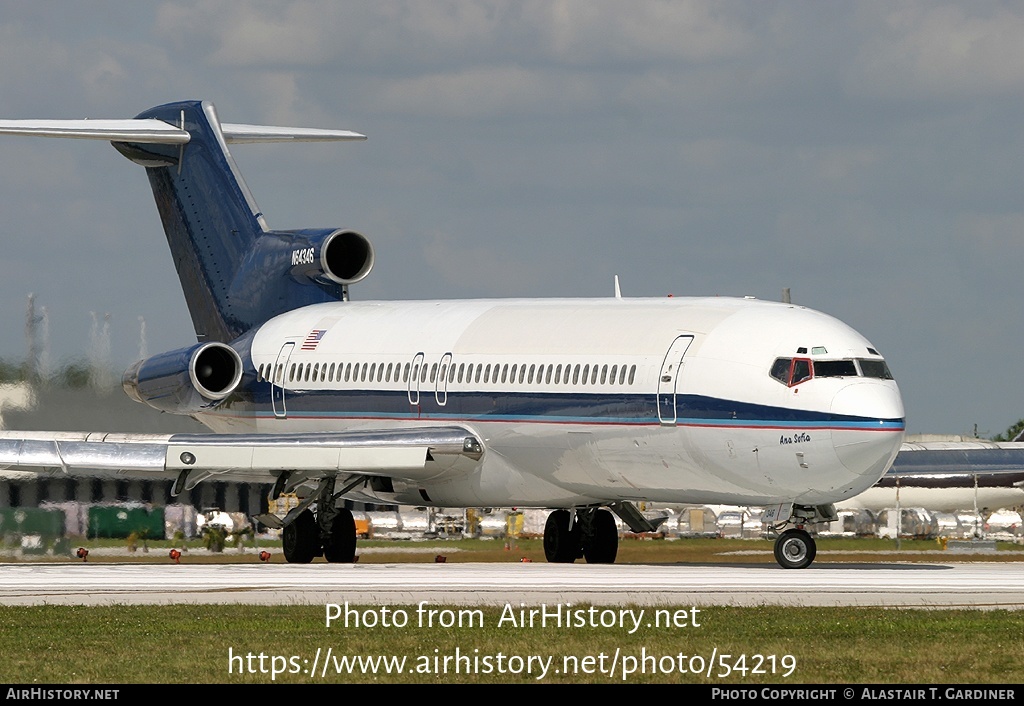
<box><xmin>769</xmin><ymin>357</ymin><xmax>893</xmax><ymax>386</ymax></box>
<box><xmin>813</xmin><ymin>360</ymin><xmax>858</xmax><ymax>378</ymax></box>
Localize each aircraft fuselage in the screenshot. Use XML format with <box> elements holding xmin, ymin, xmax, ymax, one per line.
<box><xmin>200</xmin><ymin>295</ymin><xmax>905</xmax><ymax>509</ymax></box>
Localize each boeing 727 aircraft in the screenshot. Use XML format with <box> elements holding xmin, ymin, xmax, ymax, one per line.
<box><xmin>0</xmin><ymin>100</ymin><xmax>906</xmax><ymax>568</ymax></box>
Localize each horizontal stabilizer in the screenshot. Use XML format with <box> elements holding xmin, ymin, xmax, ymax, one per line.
<box><xmin>221</xmin><ymin>123</ymin><xmax>365</xmax><ymax>143</ymax></box>
<box><xmin>0</xmin><ymin>119</ymin><xmax>190</xmax><ymax>144</ymax></box>
<box><xmin>0</xmin><ymin>119</ymin><xmax>364</xmax><ymax>145</ymax></box>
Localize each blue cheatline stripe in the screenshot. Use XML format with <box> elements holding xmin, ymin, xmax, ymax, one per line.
<box><xmin>216</xmin><ymin>384</ymin><xmax>905</xmax><ymax>430</ymax></box>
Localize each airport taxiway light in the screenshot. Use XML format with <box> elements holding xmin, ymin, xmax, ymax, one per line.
<box><xmin>169</xmin><ymin>548</ymin><xmax>182</xmax><ymax>564</ymax></box>
<box><xmin>76</xmin><ymin>548</ymin><xmax>89</xmax><ymax>562</ymax></box>
<box><xmin>434</xmin><ymin>555</ymin><xmax>447</xmax><ymax>563</ymax></box>
<box><xmin>259</xmin><ymin>551</ymin><xmax>271</xmax><ymax>562</ymax></box>
<box><xmin>520</xmin><ymin>558</ymin><xmax>532</xmax><ymax>562</ymax></box>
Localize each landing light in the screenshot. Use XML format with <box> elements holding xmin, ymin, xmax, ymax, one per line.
<box><xmin>462</xmin><ymin>437</ymin><xmax>483</xmax><ymax>457</ymax></box>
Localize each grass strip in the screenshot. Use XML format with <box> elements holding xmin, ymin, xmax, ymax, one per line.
<box><xmin>0</xmin><ymin>604</ymin><xmax>1021</xmax><ymax>684</ymax></box>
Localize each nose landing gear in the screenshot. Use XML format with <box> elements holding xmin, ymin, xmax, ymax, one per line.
<box><xmin>773</xmin><ymin>528</ymin><xmax>816</xmax><ymax>569</ymax></box>
<box><xmin>766</xmin><ymin>502</ymin><xmax>834</xmax><ymax>569</ymax></box>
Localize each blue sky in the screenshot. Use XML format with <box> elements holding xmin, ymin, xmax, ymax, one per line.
<box><xmin>0</xmin><ymin>1</ymin><xmax>1022</xmax><ymax>436</ymax></box>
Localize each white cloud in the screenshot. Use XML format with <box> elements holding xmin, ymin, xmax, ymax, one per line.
<box><xmin>847</xmin><ymin>2</ymin><xmax>1024</xmax><ymax>100</ymax></box>
<box><xmin>155</xmin><ymin>1</ymin><xmax>753</xmax><ymax>69</ymax></box>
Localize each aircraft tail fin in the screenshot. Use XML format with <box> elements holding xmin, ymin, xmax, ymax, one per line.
<box><xmin>0</xmin><ymin>101</ymin><xmax>365</xmax><ymax>343</ymax></box>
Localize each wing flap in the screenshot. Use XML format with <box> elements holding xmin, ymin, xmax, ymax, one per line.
<box><xmin>165</xmin><ymin>444</ymin><xmax>428</xmax><ymax>473</ymax></box>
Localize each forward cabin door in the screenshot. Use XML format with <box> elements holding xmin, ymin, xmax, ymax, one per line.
<box><xmin>657</xmin><ymin>335</ymin><xmax>694</xmax><ymax>425</ymax></box>
<box><xmin>271</xmin><ymin>341</ymin><xmax>296</xmax><ymax>419</ymax></box>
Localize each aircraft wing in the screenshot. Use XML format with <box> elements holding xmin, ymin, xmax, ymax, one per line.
<box><xmin>0</xmin><ymin>427</ymin><xmax>483</xmax><ymax>488</ymax></box>
<box><xmin>886</xmin><ymin>440</ymin><xmax>1024</xmax><ymax>482</ymax></box>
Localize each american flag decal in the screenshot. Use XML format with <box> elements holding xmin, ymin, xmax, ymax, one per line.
<box><xmin>301</xmin><ymin>329</ymin><xmax>326</xmax><ymax>350</ymax></box>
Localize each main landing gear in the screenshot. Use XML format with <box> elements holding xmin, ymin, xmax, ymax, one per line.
<box><xmin>543</xmin><ymin>508</ymin><xmax>618</xmax><ymax>564</ymax></box>
<box><xmin>280</xmin><ymin>476</ymin><xmax>358</xmax><ymax>564</ymax></box>
<box><xmin>282</xmin><ymin>506</ymin><xmax>357</xmax><ymax>564</ymax></box>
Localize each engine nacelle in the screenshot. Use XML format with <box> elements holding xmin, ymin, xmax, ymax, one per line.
<box><xmin>288</xmin><ymin>228</ymin><xmax>374</xmax><ymax>286</ymax></box>
<box><xmin>122</xmin><ymin>342</ymin><xmax>243</xmax><ymax>414</ymax></box>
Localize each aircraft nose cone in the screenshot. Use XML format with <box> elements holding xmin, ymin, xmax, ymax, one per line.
<box><xmin>831</xmin><ymin>382</ymin><xmax>906</xmax><ymax>479</ymax></box>
<box><xmin>831</xmin><ymin>381</ymin><xmax>904</xmax><ymax>421</ymax></box>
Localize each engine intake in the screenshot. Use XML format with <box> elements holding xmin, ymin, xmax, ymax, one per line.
<box><xmin>122</xmin><ymin>342</ymin><xmax>243</xmax><ymax>414</ymax></box>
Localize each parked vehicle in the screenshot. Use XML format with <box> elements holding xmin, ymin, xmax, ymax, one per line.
<box><xmin>675</xmin><ymin>505</ymin><xmax>719</xmax><ymax>538</ymax></box>
<box><xmin>876</xmin><ymin>507</ymin><xmax>939</xmax><ymax>539</ymax></box>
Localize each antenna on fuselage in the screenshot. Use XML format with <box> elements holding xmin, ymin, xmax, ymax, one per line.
<box><xmin>782</xmin><ymin>287</ymin><xmax>791</xmax><ymax>304</ymax></box>
<box><xmin>614</xmin><ymin>275</ymin><xmax>622</xmax><ymax>299</ymax></box>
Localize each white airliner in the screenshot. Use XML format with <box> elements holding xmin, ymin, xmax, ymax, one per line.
<box><xmin>844</xmin><ymin>436</ymin><xmax>1024</xmax><ymax>513</ymax></box>
<box><xmin>0</xmin><ymin>100</ymin><xmax>906</xmax><ymax>568</ymax></box>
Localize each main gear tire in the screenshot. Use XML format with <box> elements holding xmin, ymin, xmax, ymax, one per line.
<box><xmin>543</xmin><ymin>509</ymin><xmax>582</xmax><ymax>563</ymax></box>
<box><xmin>283</xmin><ymin>509</ymin><xmax>320</xmax><ymax>564</ymax></box>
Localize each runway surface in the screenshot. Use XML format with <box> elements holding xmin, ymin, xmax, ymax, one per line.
<box><xmin>2</xmin><ymin>561</ymin><xmax>1023</xmax><ymax>608</ymax></box>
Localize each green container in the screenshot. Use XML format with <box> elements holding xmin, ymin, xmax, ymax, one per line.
<box><xmin>87</xmin><ymin>506</ymin><xmax>165</xmax><ymax>539</ymax></box>
<box><xmin>0</xmin><ymin>507</ymin><xmax>65</xmax><ymax>536</ymax></box>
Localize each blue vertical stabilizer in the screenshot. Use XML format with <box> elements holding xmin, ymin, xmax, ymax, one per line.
<box><xmin>109</xmin><ymin>100</ymin><xmax>369</xmax><ymax>342</ymax></box>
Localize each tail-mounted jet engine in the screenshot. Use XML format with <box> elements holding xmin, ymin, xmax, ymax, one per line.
<box><xmin>122</xmin><ymin>341</ymin><xmax>243</xmax><ymax>414</ymax></box>
<box><xmin>286</xmin><ymin>228</ymin><xmax>374</xmax><ymax>286</ymax></box>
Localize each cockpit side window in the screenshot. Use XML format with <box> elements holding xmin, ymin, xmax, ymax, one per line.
<box><xmin>858</xmin><ymin>359</ymin><xmax>893</xmax><ymax>380</ymax></box>
<box><xmin>769</xmin><ymin>358</ymin><xmax>791</xmax><ymax>384</ymax></box>
<box><xmin>791</xmin><ymin>359</ymin><xmax>812</xmax><ymax>385</ymax></box>
<box><xmin>769</xmin><ymin>357</ymin><xmax>812</xmax><ymax>386</ymax></box>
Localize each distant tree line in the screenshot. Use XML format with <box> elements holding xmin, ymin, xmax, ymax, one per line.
<box><xmin>0</xmin><ymin>357</ymin><xmax>105</xmax><ymax>389</ymax></box>
<box><xmin>993</xmin><ymin>419</ymin><xmax>1024</xmax><ymax>442</ymax></box>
